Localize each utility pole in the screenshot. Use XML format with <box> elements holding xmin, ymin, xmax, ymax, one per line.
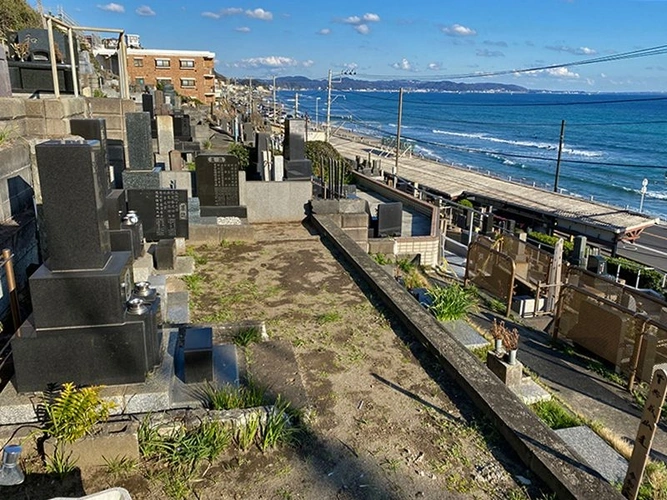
<box><xmin>272</xmin><ymin>76</ymin><xmax>277</xmax><ymax>125</ymax></box>
<box><xmin>553</xmin><ymin>119</ymin><xmax>565</xmax><ymax>193</ymax></box>
<box><xmin>394</xmin><ymin>87</ymin><xmax>404</xmax><ymax>178</ymax></box>
<box><xmin>325</xmin><ymin>69</ymin><xmax>332</xmax><ymax>142</ymax></box>
<box><xmin>248</xmin><ymin>77</ymin><xmax>253</xmax><ymax>118</ymax></box>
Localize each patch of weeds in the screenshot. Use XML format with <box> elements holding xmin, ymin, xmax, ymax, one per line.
<box><xmin>182</xmin><ymin>273</ymin><xmax>204</xmax><ymax>297</ymax></box>
<box><xmin>45</xmin><ymin>447</ymin><xmax>77</xmax><ymax>479</ymax></box>
<box><xmin>234</xmin><ymin>326</ymin><xmax>262</xmax><ymax>347</ymax></box>
<box><xmin>201</xmin><ymin>309</ymin><xmax>234</xmax><ymax>323</ymax></box>
<box><xmin>236</xmin><ymin>414</ymin><xmax>260</xmax><ymax>451</ymax></box>
<box><xmin>427</xmin><ymin>283</ymin><xmax>479</xmax><ymax>321</ymax></box>
<box><xmin>587</xmin><ymin>359</ymin><xmax>626</xmax><ymax>387</ymax></box>
<box><xmin>382</xmin><ymin>457</ymin><xmax>401</xmax><ymax>473</ymax></box>
<box><xmin>0</xmin><ymin>127</ymin><xmax>14</xmax><ymax>145</ymax></box>
<box><xmin>261</xmin><ymin>397</ymin><xmax>298</xmax><ymax>451</ymax></box>
<box><xmin>220</xmin><ymin>239</ymin><xmax>244</xmax><ymax>249</ymax></box>
<box><xmin>185</xmin><ymin>247</ymin><xmax>207</xmax><ymax>265</ymax></box>
<box><xmin>372</xmin><ymin>253</ymin><xmax>392</xmax><ymax>265</ymax></box>
<box><xmin>633</xmin><ymin>383</ymin><xmax>667</xmax><ymax>422</ymax></box>
<box><xmin>265</xmin><ymin>284</ymin><xmax>282</xmax><ymax>297</ymax></box>
<box><xmin>202</xmin><ymin>380</ymin><xmax>267</xmax><ymax>410</ymax></box>
<box><xmin>103</xmin><ymin>455</ymin><xmax>138</xmax><ymax>479</ymax></box>
<box><xmin>484</xmin><ymin>296</ymin><xmax>508</xmax><ymax>315</ymax></box>
<box><xmin>507</xmin><ymin>488</ymin><xmax>530</xmax><ymax>500</ymax></box>
<box><xmin>316</xmin><ymin>310</ymin><xmax>342</xmax><ymax>324</ymax></box>
<box><xmin>531</xmin><ymin>399</ymin><xmax>581</xmax><ymax>430</ymax></box>
<box><xmin>639</xmin><ymin>460</ymin><xmax>667</xmax><ymax>500</ymax></box>
<box><xmin>445</xmin><ymin>472</ymin><xmax>475</xmax><ymax>493</ymax></box>
<box><xmin>471</xmin><ymin>343</ymin><xmax>493</xmax><ymax>363</ymax></box>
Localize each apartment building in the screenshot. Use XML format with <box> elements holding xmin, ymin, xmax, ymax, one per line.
<box><xmin>125</xmin><ymin>48</ymin><xmax>216</xmax><ymax>103</ymax></box>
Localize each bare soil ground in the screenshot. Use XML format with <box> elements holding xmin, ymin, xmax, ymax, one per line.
<box><xmin>6</xmin><ymin>222</ymin><xmax>550</xmax><ymax>499</ymax></box>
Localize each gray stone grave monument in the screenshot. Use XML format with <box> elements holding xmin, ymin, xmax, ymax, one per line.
<box><xmin>195</xmin><ymin>153</ymin><xmax>247</xmax><ymax>218</ymax></box>
<box><xmin>122</xmin><ymin>112</ymin><xmax>161</xmax><ymax>190</ymax></box>
<box><xmin>376</xmin><ymin>202</ymin><xmax>403</xmax><ymax>237</ymax></box>
<box><xmin>126</xmin><ymin>189</ymin><xmax>189</xmax><ymax>242</ymax></box>
<box><xmin>11</xmin><ymin>140</ymin><xmax>161</xmax><ymax>393</ymax></box>
<box><xmin>108</xmin><ymin>139</ymin><xmax>126</xmax><ymax>189</ymax></box>
<box><xmin>0</xmin><ymin>46</ymin><xmax>11</xmax><ymax>97</ymax></box>
<box><xmin>70</xmin><ymin>118</ymin><xmax>111</xmax><ymax>193</ymax></box>
<box><xmin>284</xmin><ymin>119</ymin><xmax>306</xmax><ymax>161</ymax></box>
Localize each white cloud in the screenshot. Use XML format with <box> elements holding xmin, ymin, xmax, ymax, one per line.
<box><xmin>245</xmin><ymin>8</ymin><xmax>272</xmax><ymax>20</ymax></box>
<box><xmin>222</xmin><ymin>7</ymin><xmax>244</xmax><ymax>16</ymax></box>
<box><xmin>135</xmin><ymin>5</ymin><xmax>155</xmax><ymax>16</ymax></box>
<box><xmin>427</xmin><ymin>62</ymin><xmax>442</xmax><ymax>71</ymax></box>
<box><xmin>340</xmin><ymin>12</ymin><xmax>380</xmax><ymax>34</ymax></box>
<box><xmin>97</xmin><ymin>3</ymin><xmax>124</xmax><ymax>13</ymax></box>
<box><xmin>355</xmin><ymin>24</ymin><xmax>370</xmax><ymax>35</ymax></box>
<box><xmin>202</xmin><ymin>11</ymin><xmax>220</xmax><ymax>19</ymax></box>
<box><xmin>318</xmin><ymin>28</ymin><xmax>331</xmax><ymax>35</ymax></box>
<box><xmin>236</xmin><ymin>26</ymin><xmax>251</xmax><ymax>33</ymax></box>
<box><xmin>343</xmin><ymin>15</ymin><xmax>362</xmax><ymax>24</ymax></box>
<box><xmin>442</xmin><ymin>24</ymin><xmax>476</xmax><ymax>37</ymax></box>
<box><xmin>302</xmin><ymin>60</ymin><xmax>314</xmax><ymax>67</ymax></box>
<box><xmin>546</xmin><ymin>67</ymin><xmax>579</xmax><ymax>78</ymax></box>
<box><xmin>237</xmin><ymin>56</ymin><xmax>300</xmax><ymax>68</ymax></box>
<box><xmin>391</xmin><ymin>58</ymin><xmax>414</xmax><ymax>71</ymax></box>
<box><xmin>362</xmin><ymin>13</ymin><xmax>380</xmax><ymax>22</ymax></box>
<box><xmin>545</xmin><ymin>45</ymin><xmax>597</xmax><ymax>55</ymax></box>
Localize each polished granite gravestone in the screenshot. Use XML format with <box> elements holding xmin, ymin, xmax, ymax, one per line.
<box><xmin>11</xmin><ymin>140</ymin><xmax>160</xmax><ymax>393</ymax></box>
<box><xmin>377</xmin><ymin>202</ymin><xmax>403</xmax><ymax>237</ymax></box>
<box><xmin>108</xmin><ymin>139</ymin><xmax>126</xmax><ymax>189</ymax></box>
<box><xmin>172</xmin><ymin>112</ymin><xmax>192</xmax><ymax>141</ymax></box>
<box><xmin>142</xmin><ymin>93</ymin><xmax>155</xmax><ymax>120</ymax></box>
<box><xmin>125</xmin><ymin>112</ymin><xmax>154</xmax><ymax>170</ymax></box>
<box><xmin>126</xmin><ymin>189</ymin><xmax>189</xmax><ymax>241</ymax></box>
<box><xmin>194</xmin><ymin>154</ymin><xmax>247</xmax><ymax>217</ymax></box>
<box><xmin>70</xmin><ymin>118</ymin><xmax>111</xmax><ymax>194</ymax></box>
<box><xmin>106</xmin><ymin>189</ymin><xmax>127</xmax><ymax>230</ymax></box>
<box><xmin>285</xmin><ymin>159</ymin><xmax>312</xmax><ymax>181</ymax></box>
<box><xmin>284</xmin><ymin>119</ymin><xmax>306</xmax><ymax>161</ymax></box>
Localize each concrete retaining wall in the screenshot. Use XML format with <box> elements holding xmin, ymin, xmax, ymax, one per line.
<box><xmin>85</xmin><ymin>97</ymin><xmax>137</xmax><ymax>141</ymax></box>
<box><xmin>0</xmin><ymin>97</ymin><xmax>87</xmax><ymax>138</ymax></box>
<box><xmin>245</xmin><ymin>180</ymin><xmax>311</xmax><ymax>223</ymax></box>
<box><xmin>311</xmin><ymin>213</ymin><xmax>621</xmax><ymax>500</ymax></box>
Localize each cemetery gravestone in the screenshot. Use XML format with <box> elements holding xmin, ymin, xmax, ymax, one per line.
<box><xmin>69</xmin><ymin>118</ymin><xmax>111</xmax><ymax>193</ymax></box>
<box><xmin>11</xmin><ymin>140</ymin><xmax>160</xmax><ymax>392</ymax></box>
<box><xmin>377</xmin><ymin>202</ymin><xmax>403</xmax><ymax>237</ymax></box>
<box><xmin>125</xmin><ymin>112</ymin><xmax>154</xmax><ymax>170</ymax></box>
<box><xmin>142</xmin><ymin>93</ymin><xmax>155</xmax><ymax>119</ymax></box>
<box><xmin>195</xmin><ymin>154</ymin><xmax>247</xmax><ymax>217</ymax></box>
<box><xmin>284</xmin><ymin>119</ymin><xmax>306</xmax><ymax>160</ymax></box>
<box><xmin>108</xmin><ymin>139</ymin><xmax>126</xmax><ymax>189</ymax></box>
<box><xmin>126</xmin><ymin>189</ymin><xmax>189</xmax><ymax>241</ymax></box>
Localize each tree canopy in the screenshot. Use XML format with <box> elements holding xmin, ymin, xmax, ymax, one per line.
<box><xmin>0</xmin><ymin>0</ymin><xmax>42</xmax><ymax>41</ymax></box>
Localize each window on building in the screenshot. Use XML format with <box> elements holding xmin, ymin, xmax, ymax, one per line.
<box><xmin>180</xmin><ymin>78</ymin><xmax>196</xmax><ymax>88</ymax></box>
<box><xmin>133</xmin><ymin>58</ymin><xmax>143</xmax><ymax>67</ymax></box>
<box><xmin>155</xmin><ymin>59</ymin><xmax>171</xmax><ymax>68</ymax></box>
<box><xmin>180</xmin><ymin>59</ymin><xmax>195</xmax><ymax>68</ymax></box>
<box><xmin>135</xmin><ymin>77</ymin><xmax>145</xmax><ymax>87</ymax></box>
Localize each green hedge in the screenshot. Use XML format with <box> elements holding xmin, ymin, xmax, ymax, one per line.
<box><xmin>606</xmin><ymin>256</ymin><xmax>665</xmax><ymax>293</ymax></box>
<box><xmin>527</xmin><ymin>231</ymin><xmax>574</xmax><ymax>258</ymax></box>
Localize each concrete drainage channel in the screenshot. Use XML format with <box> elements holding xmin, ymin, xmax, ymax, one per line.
<box><xmin>311</xmin><ymin>214</ymin><xmax>622</xmax><ymax>500</ymax></box>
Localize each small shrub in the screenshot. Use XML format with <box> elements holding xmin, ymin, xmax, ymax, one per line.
<box><xmin>372</xmin><ymin>253</ymin><xmax>392</xmax><ymax>265</ymax></box>
<box><xmin>234</xmin><ymin>327</ymin><xmax>262</xmax><ymax>346</ymax></box>
<box><xmin>531</xmin><ymin>400</ymin><xmax>581</xmax><ymax>430</ymax></box>
<box><xmin>403</xmin><ymin>268</ymin><xmax>428</xmax><ymax>290</ymax></box>
<box><xmin>41</xmin><ymin>383</ymin><xmax>116</xmax><ymax>443</ymax></box>
<box><xmin>471</xmin><ymin>344</ymin><xmax>494</xmax><ymax>363</ymax></box>
<box><xmin>228</xmin><ymin>142</ymin><xmax>250</xmax><ymax>169</ymax></box>
<box><xmin>427</xmin><ymin>283</ymin><xmax>479</xmax><ymax>321</ymax></box>
<box><xmin>527</xmin><ymin>231</ymin><xmax>574</xmax><ymax>258</ymax></box>
<box><xmin>458</xmin><ymin>199</ymin><xmax>473</xmax><ymax>208</ymax></box>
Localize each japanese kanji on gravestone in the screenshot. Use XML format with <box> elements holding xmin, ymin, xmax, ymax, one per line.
<box><xmin>195</xmin><ymin>154</ymin><xmax>247</xmax><ymax>218</ymax></box>
<box><xmin>126</xmin><ymin>189</ymin><xmax>189</xmax><ymax>242</ymax></box>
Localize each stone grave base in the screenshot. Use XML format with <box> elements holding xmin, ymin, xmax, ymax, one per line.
<box><xmin>509</xmin><ymin>379</ymin><xmax>551</xmax><ymax>405</ymax></box>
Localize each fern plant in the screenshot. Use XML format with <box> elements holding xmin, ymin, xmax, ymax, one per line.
<box><xmin>42</xmin><ymin>382</ymin><xmax>116</xmax><ymax>443</ymax></box>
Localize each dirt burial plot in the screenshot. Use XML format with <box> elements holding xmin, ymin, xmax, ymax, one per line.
<box><xmin>163</xmin><ymin>221</ymin><xmax>547</xmax><ymax>500</ymax></box>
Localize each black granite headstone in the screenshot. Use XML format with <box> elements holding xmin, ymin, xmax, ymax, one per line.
<box><xmin>155</xmin><ymin>238</ymin><xmax>177</xmax><ymax>270</ymax></box>
<box><xmin>107</xmin><ymin>139</ymin><xmax>125</xmax><ymax>188</ymax></box>
<box><xmin>377</xmin><ymin>202</ymin><xmax>403</xmax><ymax>237</ymax></box>
<box><xmin>106</xmin><ymin>189</ymin><xmax>127</xmax><ymax>230</ymax></box>
<box><xmin>195</xmin><ymin>154</ymin><xmax>241</xmax><ymax>207</ymax></box>
<box><xmin>142</xmin><ymin>93</ymin><xmax>155</xmax><ymax>119</ymax></box>
<box><xmin>35</xmin><ymin>140</ymin><xmax>111</xmax><ymax>271</ymax></box>
<box><xmin>126</xmin><ymin>189</ymin><xmax>189</xmax><ymax>241</ymax></box>
<box><xmin>13</xmin><ymin>28</ymin><xmax>73</xmax><ymax>63</ymax></box>
<box><xmin>285</xmin><ymin>159</ymin><xmax>312</xmax><ymax>180</ymax></box>
<box><xmin>182</xmin><ymin>327</ymin><xmax>213</xmax><ymax>383</ymax></box>
<box><xmin>284</xmin><ymin>119</ymin><xmax>306</xmax><ymax>161</ymax></box>
<box><xmin>70</xmin><ymin>118</ymin><xmax>111</xmax><ymax>194</ymax></box>
<box><xmin>126</xmin><ymin>297</ymin><xmax>161</xmax><ymax>368</ymax></box>
<box><xmin>173</xmin><ymin>112</ymin><xmax>191</xmax><ymax>141</ymax></box>
<box><xmin>125</xmin><ymin>112</ymin><xmax>154</xmax><ymax>170</ymax></box>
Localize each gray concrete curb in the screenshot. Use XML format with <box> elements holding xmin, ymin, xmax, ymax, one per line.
<box><xmin>311</xmin><ymin>213</ymin><xmax>622</xmax><ymax>500</ymax></box>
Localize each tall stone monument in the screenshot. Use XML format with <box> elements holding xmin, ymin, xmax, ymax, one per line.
<box><xmin>195</xmin><ymin>154</ymin><xmax>247</xmax><ymax>217</ymax></box>
<box><xmin>11</xmin><ymin>140</ymin><xmax>161</xmax><ymax>393</ymax></box>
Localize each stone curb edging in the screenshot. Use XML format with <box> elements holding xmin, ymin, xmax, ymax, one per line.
<box><xmin>311</xmin><ymin>213</ymin><xmax>622</xmax><ymax>500</ymax></box>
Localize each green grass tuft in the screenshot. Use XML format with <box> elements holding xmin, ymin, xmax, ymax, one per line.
<box><xmin>234</xmin><ymin>327</ymin><xmax>262</xmax><ymax>347</ymax></box>
<box><xmin>531</xmin><ymin>399</ymin><xmax>581</xmax><ymax>430</ymax></box>
<box><xmin>427</xmin><ymin>283</ymin><xmax>479</xmax><ymax>321</ymax></box>
<box><xmin>202</xmin><ymin>380</ymin><xmax>267</xmax><ymax>410</ymax></box>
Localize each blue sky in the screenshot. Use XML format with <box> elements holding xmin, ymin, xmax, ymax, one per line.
<box><xmin>40</xmin><ymin>0</ymin><xmax>667</xmax><ymax>91</ymax></box>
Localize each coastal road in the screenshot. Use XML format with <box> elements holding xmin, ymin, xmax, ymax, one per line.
<box><xmin>617</xmin><ymin>224</ymin><xmax>667</xmax><ymax>273</ymax></box>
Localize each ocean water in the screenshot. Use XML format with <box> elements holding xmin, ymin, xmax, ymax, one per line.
<box><xmin>280</xmin><ymin>90</ymin><xmax>667</xmax><ymax>221</ymax></box>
